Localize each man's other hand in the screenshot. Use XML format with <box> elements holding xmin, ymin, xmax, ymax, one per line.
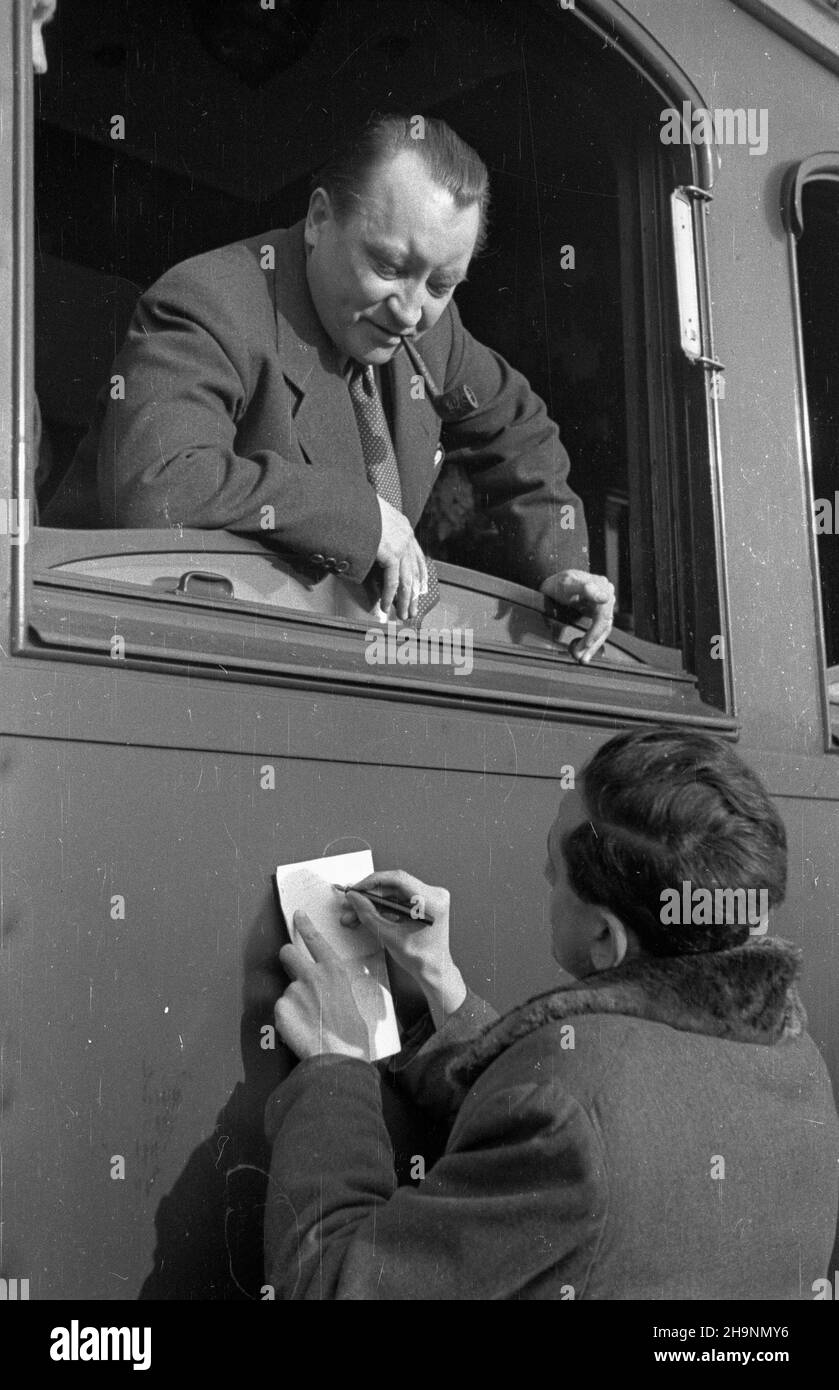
<box><xmin>540</xmin><ymin>569</ymin><xmax>616</xmax><ymax>665</ymax></box>
<box><xmin>375</xmin><ymin>496</ymin><xmax>429</xmax><ymax>622</ymax></box>
<box><xmin>276</xmin><ymin>911</ymin><xmax>370</xmax><ymax>1060</ymax></box>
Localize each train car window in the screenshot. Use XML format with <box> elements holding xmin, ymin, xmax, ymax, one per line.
<box><xmin>783</xmin><ymin>163</ymin><xmax>839</xmax><ymax>745</ymax></box>
<box><xmin>14</xmin><ymin>0</ymin><xmax>732</xmax><ymax>726</ymax></box>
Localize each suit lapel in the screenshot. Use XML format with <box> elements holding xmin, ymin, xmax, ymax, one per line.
<box><xmin>271</xmin><ymin>224</ymin><xmax>366</xmax><ymax>481</ymax></box>
<box><xmin>387</xmin><ymin>340</ymin><xmax>439</xmax><ymax>524</ymax></box>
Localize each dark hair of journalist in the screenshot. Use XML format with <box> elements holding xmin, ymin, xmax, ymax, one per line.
<box><xmin>564</xmin><ymin>728</ymin><xmax>788</xmax><ymax>955</ymax></box>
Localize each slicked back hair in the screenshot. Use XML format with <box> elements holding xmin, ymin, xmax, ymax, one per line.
<box><xmin>313</xmin><ymin>113</ymin><xmax>490</xmax><ymax>254</ymax></box>
<box><xmin>562</xmin><ymin>728</ymin><xmax>787</xmax><ymax>955</ymax></box>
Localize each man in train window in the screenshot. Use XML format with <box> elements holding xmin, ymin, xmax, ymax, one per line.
<box><xmin>49</xmin><ymin>114</ymin><xmax>614</xmax><ymax>658</ymax></box>
<box><xmin>264</xmin><ymin>727</ymin><xmax>839</xmax><ymax>1300</ymax></box>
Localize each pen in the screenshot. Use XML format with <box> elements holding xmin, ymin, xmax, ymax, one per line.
<box><xmin>333</xmin><ymin>884</ymin><xmax>434</xmax><ymax>926</ymax></box>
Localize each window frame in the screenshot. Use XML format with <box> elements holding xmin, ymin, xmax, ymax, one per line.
<box><xmin>7</xmin><ymin>0</ymin><xmax>735</xmax><ymax>732</ymax></box>
<box><xmin>781</xmin><ymin>153</ymin><xmax>839</xmax><ymax>750</ymax></box>
<box><xmin>731</xmin><ymin>0</ymin><xmax>839</xmax><ymax>79</ymax></box>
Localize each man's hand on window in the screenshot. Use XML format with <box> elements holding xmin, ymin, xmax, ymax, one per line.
<box><xmin>540</xmin><ymin>569</ymin><xmax>616</xmax><ymax>664</ymax></box>
<box><xmin>375</xmin><ymin>496</ymin><xmax>429</xmax><ymax>622</ymax></box>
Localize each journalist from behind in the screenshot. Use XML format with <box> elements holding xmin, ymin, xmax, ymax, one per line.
<box><xmin>264</xmin><ymin>727</ymin><xmax>839</xmax><ymax>1300</ymax></box>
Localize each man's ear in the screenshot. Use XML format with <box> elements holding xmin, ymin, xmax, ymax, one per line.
<box><xmin>589</xmin><ymin>910</ymin><xmax>631</xmax><ymax>972</ymax></box>
<box><xmin>304</xmin><ymin>187</ymin><xmax>331</xmax><ymax>249</ymax></box>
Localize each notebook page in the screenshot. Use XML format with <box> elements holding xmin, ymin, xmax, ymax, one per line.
<box><xmin>275</xmin><ymin>850</ymin><xmax>400</xmax><ymax>1059</ymax></box>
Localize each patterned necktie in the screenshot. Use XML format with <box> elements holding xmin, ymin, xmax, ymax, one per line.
<box><xmin>347</xmin><ymin>364</ymin><xmax>439</xmax><ymax>621</ymax></box>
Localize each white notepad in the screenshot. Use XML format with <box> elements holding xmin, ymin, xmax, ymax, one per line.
<box><xmin>275</xmin><ymin>849</ymin><xmax>401</xmax><ymax>1060</ymax></box>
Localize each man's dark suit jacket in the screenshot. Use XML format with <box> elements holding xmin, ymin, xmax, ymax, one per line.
<box><xmin>53</xmin><ymin>222</ymin><xmax>589</xmax><ymax>590</ymax></box>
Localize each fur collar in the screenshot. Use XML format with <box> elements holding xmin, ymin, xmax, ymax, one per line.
<box><xmin>448</xmin><ymin>938</ymin><xmax>805</xmax><ymax>1092</ymax></box>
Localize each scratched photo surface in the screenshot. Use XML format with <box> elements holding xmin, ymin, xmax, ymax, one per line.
<box><xmin>1</xmin><ymin>0</ymin><xmax>838</xmax><ymax>1327</ymax></box>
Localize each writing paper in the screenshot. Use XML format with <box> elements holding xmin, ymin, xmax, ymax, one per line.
<box><xmin>275</xmin><ymin>850</ymin><xmax>400</xmax><ymax>1060</ymax></box>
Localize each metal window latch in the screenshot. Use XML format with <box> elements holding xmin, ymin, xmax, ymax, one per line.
<box><xmin>679</xmin><ymin>184</ymin><xmax>714</xmax><ymax>202</ymax></box>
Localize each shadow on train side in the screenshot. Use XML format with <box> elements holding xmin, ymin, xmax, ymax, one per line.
<box><xmin>137</xmin><ymin>897</ymin><xmax>444</xmax><ymax>1300</ymax></box>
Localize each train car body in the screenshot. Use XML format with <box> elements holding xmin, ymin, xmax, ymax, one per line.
<box><xmin>1</xmin><ymin>0</ymin><xmax>837</xmax><ymax>1298</ymax></box>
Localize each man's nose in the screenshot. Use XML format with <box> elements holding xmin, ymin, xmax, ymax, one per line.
<box><xmin>387</xmin><ymin>286</ymin><xmax>424</xmax><ymax>331</ymax></box>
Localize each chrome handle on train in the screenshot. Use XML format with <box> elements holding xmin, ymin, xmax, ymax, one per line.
<box><xmin>671</xmin><ymin>186</ymin><xmax>726</xmax><ymax>378</ymax></box>
<box><xmin>175</xmin><ymin>570</ymin><xmax>235</xmax><ymax>599</ymax></box>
